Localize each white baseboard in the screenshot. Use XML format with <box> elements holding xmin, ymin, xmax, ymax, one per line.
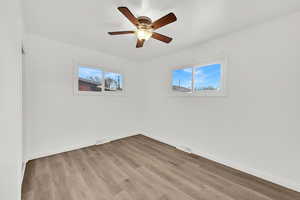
<box><xmin>23</xmin><ymin>132</ymin><xmax>300</xmax><ymax>192</ymax></box>
<box><xmin>145</xmin><ymin>134</ymin><xmax>300</xmax><ymax>193</ymax></box>
<box><xmin>27</xmin><ymin>133</ymin><xmax>137</xmax><ymax>161</ymax></box>
<box><xmin>21</xmin><ymin>159</ymin><xmax>28</xmax><ymax>183</ymax></box>
<box><xmin>22</xmin><ymin>133</ymin><xmax>140</xmax><ymax>187</ymax></box>
<box><xmin>27</xmin><ymin>141</ymin><xmax>96</xmax><ymax>161</ymax></box>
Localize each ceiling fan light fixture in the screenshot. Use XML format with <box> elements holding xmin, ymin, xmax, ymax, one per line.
<box><xmin>108</xmin><ymin>7</ymin><xmax>177</xmax><ymax>48</ymax></box>
<box><xmin>136</xmin><ymin>29</ymin><xmax>153</xmax><ymax>41</ymax></box>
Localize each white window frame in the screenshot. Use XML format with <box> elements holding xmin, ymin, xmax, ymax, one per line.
<box><xmin>74</xmin><ymin>63</ymin><xmax>125</xmax><ymax>96</ymax></box>
<box><xmin>170</xmin><ymin>57</ymin><xmax>227</xmax><ymax>97</ymax></box>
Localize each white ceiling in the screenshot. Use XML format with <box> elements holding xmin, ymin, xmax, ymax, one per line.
<box><xmin>23</xmin><ymin>0</ymin><xmax>300</xmax><ymax>61</ymax></box>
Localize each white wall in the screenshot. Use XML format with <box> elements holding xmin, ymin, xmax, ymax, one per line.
<box><xmin>22</xmin><ymin>10</ymin><xmax>300</xmax><ymax>192</ymax></box>
<box><xmin>142</xmin><ymin>12</ymin><xmax>300</xmax><ymax>191</ymax></box>
<box><xmin>23</xmin><ymin>34</ymin><xmax>143</xmax><ymax>160</ymax></box>
<box><xmin>0</xmin><ymin>0</ymin><xmax>23</xmax><ymax>199</ymax></box>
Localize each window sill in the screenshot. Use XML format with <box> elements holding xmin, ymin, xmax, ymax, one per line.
<box><xmin>169</xmin><ymin>91</ymin><xmax>226</xmax><ymax>97</ymax></box>
<box><xmin>74</xmin><ymin>91</ymin><xmax>125</xmax><ymax>96</ymax></box>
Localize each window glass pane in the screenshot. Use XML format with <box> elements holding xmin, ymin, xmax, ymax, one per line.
<box><xmin>104</xmin><ymin>72</ymin><xmax>123</xmax><ymax>92</ymax></box>
<box><xmin>195</xmin><ymin>64</ymin><xmax>221</xmax><ymax>91</ymax></box>
<box><xmin>78</xmin><ymin>66</ymin><xmax>103</xmax><ymax>92</ymax></box>
<box><xmin>172</xmin><ymin>68</ymin><xmax>193</xmax><ymax>92</ymax></box>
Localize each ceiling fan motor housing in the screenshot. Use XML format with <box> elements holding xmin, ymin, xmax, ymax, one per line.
<box><xmin>109</xmin><ymin>7</ymin><xmax>177</xmax><ymax>48</ymax></box>
<box><xmin>137</xmin><ymin>16</ymin><xmax>152</xmax><ymax>29</ymax></box>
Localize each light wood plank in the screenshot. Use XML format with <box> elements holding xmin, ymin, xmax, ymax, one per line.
<box><xmin>22</xmin><ymin>134</ymin><xmax>300</xmax><ymax>200</ymax></box>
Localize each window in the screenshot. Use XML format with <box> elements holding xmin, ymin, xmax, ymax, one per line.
<box><xmin>194</xmin><ymin>64</ymin><xmax>221</xmax><ymax>91</ymax></box>
<box><xmin>104</xmin><ymin>72</ymin><xmax>123</xmax><ymax>92</ymax></box>
<box><xmin>78</xmin><ymin>66</ymin><xmax>103</xmax><ymax>92</ymax></box>
<box><xmin>172</xmin><ymin>68</ymin><xmax>193</xmax><ymax>93</ymax></box>
<box><xmin>75</xmin><ymin>65</ymin><xmax>124</xmax><ymax>95</ymax></box>
<box><xmin>171</xmin><ymin>59</ymin><xmax>226</xmax><ymax>96</ymax></box>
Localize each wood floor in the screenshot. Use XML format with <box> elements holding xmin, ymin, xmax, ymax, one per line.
<box><xmin>22</xmin><ymin>135</ymin><xmax>300</xmax><ymax>200</ymax></box>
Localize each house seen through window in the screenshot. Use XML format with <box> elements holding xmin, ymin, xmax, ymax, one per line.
<box><xmin>78</xmin><ymin>66</ymin><xmax>123</xmax><ymax>93</ymax></box>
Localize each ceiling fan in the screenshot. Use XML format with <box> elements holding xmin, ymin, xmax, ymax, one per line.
<box><xmin>108</xmin><ymin>7</ymin><xmax>177</xmax><ymax>48</ymax></box>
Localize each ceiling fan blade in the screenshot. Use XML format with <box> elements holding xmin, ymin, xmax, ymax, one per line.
<box><xmin>151</xmin><ymin>13</ymin><xmax>177</xmax><ymax>30</ymax></box>
<box><xmin>152</xmin><ymin>32</ymin><xmax>173</xmax><ymax>43</ymax></box>
<box><xmin>108</xmin><ymin>31</ymin><xmax>135</xmax><ymax>35</ymax></box>
<box><xmin>118</xmin><ymin>7</ymin><xmax>138</xmax><ymax>26</ymax></box>
<box><xmin>136</xmin><ymin>39</ymin><xmax>145</xmax><ymax>48</ymax></box>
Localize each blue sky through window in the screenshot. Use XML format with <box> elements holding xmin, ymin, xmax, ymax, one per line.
<box><xmin>172</xmin><ymin>64</ymin><xmax>221</xmax><ymax>92</ymax></box>
<box><xmin>195</xmin><ymin>64</ymin><xmax>221</xmax><ymax>90</ymax></box>
<box><xmin>172</xmin><ymin>68</ymin><xmax>192</xmax><ymax>90</ymax></box>
<box><xmin>79</xmin><ymin>66</ymin><xmax>102</xmax><ymax>83</ymax></box>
